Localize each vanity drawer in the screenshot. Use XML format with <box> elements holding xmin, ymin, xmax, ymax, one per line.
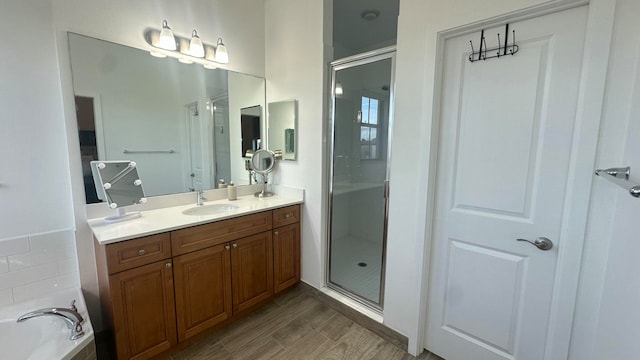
<box><xmin>273</xmin><ymin>205</ymin><xmax>300</xmax><ymax>228</ymax></box>
<box><xmin>171</xmin><ymin>211</ymin><xmax>273</xmax><ymax>256</ymax></box>
<box><xmin>106</xmin><ymin>233</ymin><xmax>171</xmax><ymax>274</ymax></box>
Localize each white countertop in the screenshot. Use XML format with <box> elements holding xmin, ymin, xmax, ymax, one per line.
<box><xmin>88</xmin><ymin>192</ymin><xmax>303</xmax><ymax>245</ymax></box>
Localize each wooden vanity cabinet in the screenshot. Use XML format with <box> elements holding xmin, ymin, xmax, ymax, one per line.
<box><xmin>95</xmin><ymin>206</ymin><xmax>301</xmax><ymax>359</ymax></box>
<box><xmin>273</xmin><ymin>205</ymin><xmax>301</xmax><ymax>294</ymax></box>
<box><xmin>95</xmin><ymin>233</ymin><xmax>176</xmax><ymax>360</ymax></box>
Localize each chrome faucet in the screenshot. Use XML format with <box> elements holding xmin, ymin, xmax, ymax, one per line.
<box><xmin>196</xmin><ymin>190</ymin><xmax>206</xmax><ymax>205</ymax></box>
<box><xmin>17</xmin><ymin>300</ymin><xmax>85</xmax><ymax>340</ymax></box>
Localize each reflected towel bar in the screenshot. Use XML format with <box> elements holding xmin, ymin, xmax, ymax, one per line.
<box><xmin>594</xmin><ymin>166</ymin><xmax>640</xmax><ymax>198</ymax></box>
<box><xmin>123</xmin><ymin>149</ymin><xmax>175</xmax><ymax>154</ymax></box>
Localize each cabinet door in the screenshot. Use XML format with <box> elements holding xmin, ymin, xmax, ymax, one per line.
<box><xmin>273</xmin><ymin>223</ymin><xmax>300</xmax><ymax>294</ymax></box>
<box><xmin>231</xmin><ymin>232</ymin><xmax>273</xmax><ymax>313</ymax></box>
<box><xmin>109</xmin><ymin>260</ymin><xmax>177</xmax><ymax>360</ymax></box>
<box><xmin>173</xmin><ymin>243</ymin><xmax>232</xmax><ymax>342</ymax></box>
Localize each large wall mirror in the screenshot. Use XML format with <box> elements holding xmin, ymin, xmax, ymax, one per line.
<box><xmin>267</xmin><ymin>100</ymin><xmax>297</xmax><ymax>161</ymax></box>
<box><xmin>68</xmin><ymin>33</ymin><xmax>265</xmax><ymax>203</ymax></box>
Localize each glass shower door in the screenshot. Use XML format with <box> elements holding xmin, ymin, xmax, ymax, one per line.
<box><xmin>328</xmin><ymin>50</ymin><xmax>394</xmax><ymax>307</ymax></box>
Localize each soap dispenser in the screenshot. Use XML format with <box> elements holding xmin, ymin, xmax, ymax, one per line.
<box><xmin>227</xmin><ymin>181</ymin><xmax>237</xmax><ymax>200</ymax></box>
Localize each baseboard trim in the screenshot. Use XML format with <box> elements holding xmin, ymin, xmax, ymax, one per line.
<box><xmin>298</xmin><ymin>282</ymin><xmax>408</xmax><ymax>351</ymax></box>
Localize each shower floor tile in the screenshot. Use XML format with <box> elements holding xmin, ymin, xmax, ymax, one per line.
<box><xmin>330</xmin><ymin>235</ymin><xmax>383</xmax><ymax>304</ymax></box>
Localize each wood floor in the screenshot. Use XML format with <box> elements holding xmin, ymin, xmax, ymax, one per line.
<box><xmin>166</xmin><ymin>285</ymin><xmax>444</xmax><ymax>360</ymax></box>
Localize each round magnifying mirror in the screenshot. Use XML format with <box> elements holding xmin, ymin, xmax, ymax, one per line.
<box><xmin>251</xmin><ymin>149</ymin><xmax>275</xmax><ymax>174</ymax></box>
<box><xmin>250</xmin><ymin>149</ymin><xmax>276</xmax><ymax>197</ymax></box>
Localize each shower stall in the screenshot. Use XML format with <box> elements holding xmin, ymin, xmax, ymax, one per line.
<box><xmin>327</xmin><ymin>47</ymin><xmax>395</xmax><ymax>309</ymax></box>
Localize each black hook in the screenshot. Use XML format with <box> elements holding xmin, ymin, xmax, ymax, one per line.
<box><xmin>481</xmin><ymin>35</ymin><xmax>487</xmax><ymax>60</ymax></box>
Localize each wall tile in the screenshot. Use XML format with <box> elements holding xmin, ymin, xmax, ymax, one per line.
<box><xmin>8</xmin><ymin>252</ymin><xmax>58</xmax><ymax>271</ymax></box>
<box><xmin>29</xmin><ymin>230</ymin><xmax>75</xmax><ymax>256</ymax></box>
<box><xmin>0</xmin><ymin>262</ymin><xmax>59</xmax><ymax>291</ymax></box>
<box><xmin>59</xmin><ymin>256</ymin><xmax>79</xmax><ymax>275</ymax></box>
<box><xmin>0</xmin><ymin>236</ymin><xmax>29</xmax><ymax>257</ymax></box>
<box><xmin>12</xmin><ymin>273</ymin><xmax>80</xmax><ymax>304</ymax></box>
<box><xmin>0</xmin><ymin>288</ymin><xmax>13</xmax><ymax>307</ymax></box>
<box><xmin>0</xmin><ymin>229</ymin><xmax>79</xmax><ymax>307</ymax></box>
<box><xmin>0</xmin><ymin>257</ymin><xmax>8</xmax><ymax>274</ymax></box>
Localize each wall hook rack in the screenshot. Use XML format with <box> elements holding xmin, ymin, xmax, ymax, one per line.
<box><xmin>469</xmin><ymin>23</ymin><xmax>519</xmax><ymax>63</ymax></box>
<box><xmin>594</xmin><ymin>166</ymin><xmax>640</xmax><ymax>198</ymax></box>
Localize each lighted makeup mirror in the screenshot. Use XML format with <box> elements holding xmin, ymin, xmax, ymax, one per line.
<box><xmin>90</xmin><ymin>160</ymin><xmax>147</xmax><ymax>222</ymax></box>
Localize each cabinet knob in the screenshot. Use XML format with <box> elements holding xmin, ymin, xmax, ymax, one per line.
<box><xmin>285</xmin><ymin>214</ymin><xmax>291</xmax><ymax>218</ymax></box>
<box><xmin>274</xmin><ymin>231</ymin><xmax>279</xmax><ymax>236</ymax></box>
<box><xmin>225</xmin><ymin>245</ymin><xmax>230</xmax><ymax>250</ymax></box>
<box><xmin>165</xmin><ymin>263</ymin><xmax>172</xmax><ymax>268</ymax></box>
<box><xmin>232</xmin><ymin>243</ymin><xmax>238</xmax><ymax>248</ymax></box>
<box><xmin>138</xmin><ymin>249</ymin><xmax>146</xmax><ymax>256</ymax></box>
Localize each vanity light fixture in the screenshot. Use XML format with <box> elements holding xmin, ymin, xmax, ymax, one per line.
<box><xmin>189</xmin><ymin>30</ymin><xmax>205</xmax><ymax>58</ymax></box>
<box><xmin>335</xmin><ymin>82</ymin><xmax>344</xmax><ymax>95</ymax></box>
<box><xmin>144</xmin><ymin>20</ymin><xmax>229</xmax><ymax>66</ymax></box>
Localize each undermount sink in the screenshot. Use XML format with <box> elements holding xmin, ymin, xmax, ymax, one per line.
<box><xmin>182</xmin><ymin>203</ymin><xmax>239</xmax><ymax>216</ymax></box>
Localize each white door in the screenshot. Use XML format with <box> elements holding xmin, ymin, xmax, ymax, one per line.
<box><xmin>186</xmin><ymin>103</ymin><xmax>205</xmax><ymax>191</ymax></box>
<box><xmin>426</xmin><ymin>7</ymin><xmax>587</xmax><ymax>360</ymax></box>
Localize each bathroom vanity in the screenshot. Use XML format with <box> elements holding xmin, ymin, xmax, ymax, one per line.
<box><xmin>90</xmin><ymin>195</ymin><xmax>301</xmax><ymax>360</ymax></box>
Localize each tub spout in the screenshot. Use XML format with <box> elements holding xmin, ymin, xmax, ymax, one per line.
<box><xmin>17</xmin><ymin>303</ymin><xmax>84</xmax><ymax>340</ymax></box>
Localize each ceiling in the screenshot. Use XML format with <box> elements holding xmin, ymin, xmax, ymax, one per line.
<box><xmin>333</xmin><ymin>0</ymin><xmax>399</xmax><ymax>57</ymax></box>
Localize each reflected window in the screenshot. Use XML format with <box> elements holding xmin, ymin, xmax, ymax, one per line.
<box><xmin>360</xmin><ymin>96</ymin><xmax>380</xmax><ymax>159</ymax></box>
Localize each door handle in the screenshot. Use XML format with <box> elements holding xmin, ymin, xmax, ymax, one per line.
<box><xmin>516</xmin><ymin>237</ymin><xmax>553</xmax><ymax>250</ymax></box>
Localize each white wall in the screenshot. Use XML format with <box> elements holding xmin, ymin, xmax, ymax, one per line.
<box><xmin>0</xmin><ymin>0</ymin><xmax>74</xmax><ymax>238</ymax></box>
<box><xmin>265</xmin><ymin>0</ymin><xmax>332</xmax><ymax>289</ymax></box>
<box><xmin>0</xmin><ymin>0</ymin><xmax>79</xmax><ymax>305</ymax></box>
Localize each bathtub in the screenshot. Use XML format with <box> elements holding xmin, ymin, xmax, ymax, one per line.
<box><xmin>0</xmin><ymin>288</ymin><xmax>95</xmax><ymax>360</ymax></box>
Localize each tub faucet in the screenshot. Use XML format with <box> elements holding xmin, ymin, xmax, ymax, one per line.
<box><xmin>17</xmin><ymin>300</ymin><xmax>85</xmax><ymax>340</ymax></box>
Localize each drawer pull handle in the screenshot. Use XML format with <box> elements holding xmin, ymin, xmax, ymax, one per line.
<box><xmin>232</xmin><ymin>243</ymin><xmax>238</xmax><ymax>248</ymax></box>
<box><xmin>285</xmin><ymin>214</ymin><xmax>291</xmax><ymax>218</ymax></box>
<box><xmin>225</xmin><ymin>245</ymin><xmax>230</xmax><ymax>250</ymax></box>
<box><xmin>165</xmin><ymin>263</ymin><xmax>172</xmax><ymax>268</ymax></box>
<box><xmin>138</xmin><ymin>249</ymin><xmax>146</xmax><ymax>256</ymax></box>
<box><xmin>274</xmin><ymin>231</ymin><xmax>279</xmax><ymax>236</ymax></box>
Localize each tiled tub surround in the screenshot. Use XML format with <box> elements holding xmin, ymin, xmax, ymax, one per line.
<box><xmin>0</xmin><ymin>229</ymin><xmax>80</xmax><ymax>306</ymax></box>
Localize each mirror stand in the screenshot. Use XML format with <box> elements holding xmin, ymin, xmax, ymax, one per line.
<box><xmin>105</xmin><ymin>207</ymin><xmax>142</xmax><ymax>223</ymax></box>
<box><xmin>255</xmin><ymin>173</ymin><xmax>274</xmax><ymax>198</ymax></box>
<box><xmin>250</xmin><ymin>149</ymin><xmax>276</xmax><ymax>198</ymax></box>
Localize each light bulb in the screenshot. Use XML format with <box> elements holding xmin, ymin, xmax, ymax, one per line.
<box><xmin>215</xmin><ymin>38</ymin><xmax>229</xmax><ymax>63</ymax></box>
<box><xmin>157</xmin><ymin>20</ymin><xmax>177</xmax><ymax>51</ymax></box>
<box><xmin>189</xmin><ymin>30</ymin><xmax>205</xmax><ymax>58</ymax></box>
